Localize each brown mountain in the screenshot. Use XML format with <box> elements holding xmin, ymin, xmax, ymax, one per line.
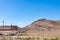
<box><xmin>19</xmin><ymin>19</ymin><xmax>60</xmax><ymax>37</ymax></box>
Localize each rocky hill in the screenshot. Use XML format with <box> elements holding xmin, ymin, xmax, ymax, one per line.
<box><xmin>19</xmin><ymin>19</ymin><xmax>60</xmax><ymax>37</ymax></box>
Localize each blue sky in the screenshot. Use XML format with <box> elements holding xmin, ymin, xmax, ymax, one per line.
<box><xmin>0</xmin><ymin>0</ymin><xmax>60</xmax><ymax>27</ymax></box>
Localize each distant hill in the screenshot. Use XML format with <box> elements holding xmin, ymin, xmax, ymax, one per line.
<box><xmin>19</xmin><ymin>19</ymin><xmax>60</xmax><ymax>37</ymax></box>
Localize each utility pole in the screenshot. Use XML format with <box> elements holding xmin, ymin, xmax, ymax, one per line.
<box><xmin>2</xmin><ymin>20</ymin><xmax>4</xmax><ymax>30</ymax></box>
<box><xmin>11</xmin><ymin>24</ymin><xmax>12</xmax><ymax>30</ymax></box>
<box><xmin>2</xmin><ymin>20</ymin><xmax>4</xmax><ymax>27</ymax></box>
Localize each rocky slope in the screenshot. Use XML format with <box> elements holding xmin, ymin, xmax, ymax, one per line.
<box><xmin>19</xmin><ymin>19</ymin><xmax>60</xmax><ymax>37</ymax></box>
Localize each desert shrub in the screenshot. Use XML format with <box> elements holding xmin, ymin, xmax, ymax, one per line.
<box><xmin>26</xmin><ymin>37</ymin><xmax>31</xmax><ymax>40</ymax></box>
<box><xmin>7</xmin><ymin>37</ymin><xmax>13</xmax><ymax>40</ymax></box>
<box><xmin>54</xmin><ymin>37</ymin><xmax>59</xmax><ymax>40</ymax></box>
<box><xmin>50</xmin><ymin>37</ymin><xmax>59</xmax><ymax>40</ymax></box>
<box><xmin>51</xmin><ymin>38</ymin><xmax>55</xmax><ymax>40</ymax></box>
<box><xmin>1</xmin><ymin>36</ymin><xmax>6</xmax><ymax>40</ymax></box>
<box><xmin>36</xmin><ymin>37</ymin><xmax>39</xmax><ymax>40</ymax></box>
<box><xmin>44</xmin><ymin>38</ymin><xmax>47</xmax><ymax>40</ymax></box>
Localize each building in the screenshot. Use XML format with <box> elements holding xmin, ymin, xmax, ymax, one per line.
<box><xmin>0</xmin><ymin>25</ymin><xmax>19</xmax><ymax>36</ymax></box>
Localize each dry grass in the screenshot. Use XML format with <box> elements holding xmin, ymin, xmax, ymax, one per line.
<box><xmin>0</xmin><ymin>36</ymin><xmax>60</xmax><ymax>40</ymax></box>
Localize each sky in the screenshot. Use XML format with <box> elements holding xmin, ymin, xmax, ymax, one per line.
<box><xmin>0</xmin><ymin>0</ymin><xmax>60</xmax><ymax>27</ymax></box>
